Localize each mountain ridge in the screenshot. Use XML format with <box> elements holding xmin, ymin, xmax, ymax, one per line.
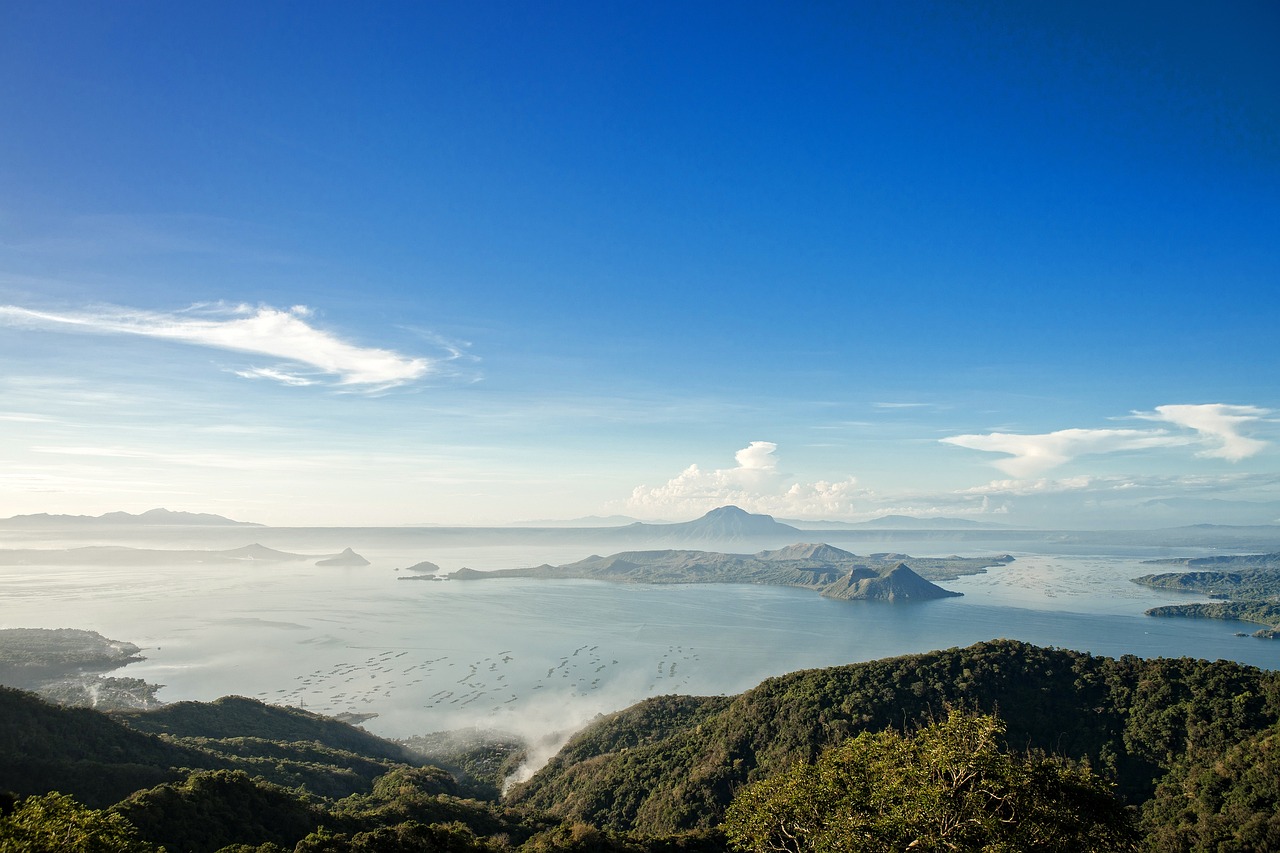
<box><xmin>0</xmin><ymin>508</ymin><xmax>260</xmax><ymax>527</ymax></box>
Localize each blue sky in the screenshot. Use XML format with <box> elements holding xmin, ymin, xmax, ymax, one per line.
<box><xmin>1</xmin><ymin>1</ymin><xmax>1277</xmax><ymax>527</ymax></box>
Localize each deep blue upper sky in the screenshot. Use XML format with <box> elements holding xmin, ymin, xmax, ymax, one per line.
<box><xmin>0</xmin><ymin>1</ymin><xmax>1276</xmax><ymax>525</ymax></box>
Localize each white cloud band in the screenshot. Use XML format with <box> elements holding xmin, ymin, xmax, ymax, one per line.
<box><xmin>942</xmin><ymin>404</ymin><xmax>1271</xmax><ymax>476</ymax></box>
<box><xmin>0</xmin><ymin>303</ymin><xmax>432</xmax><ymax>389</ymax></box>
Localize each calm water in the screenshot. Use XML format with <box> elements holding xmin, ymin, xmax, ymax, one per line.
<box><xmin>2</xmin><ymin>532</ymin><xmax>1277</xmax><ymax>744</ymax></box>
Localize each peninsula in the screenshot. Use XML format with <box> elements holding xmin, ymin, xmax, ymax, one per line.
<box><xmin>1133</xmin><ymin>552</ymin><xmax>1280</xmax><ymax>638</ymax></box>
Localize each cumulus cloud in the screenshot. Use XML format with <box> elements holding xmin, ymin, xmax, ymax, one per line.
<box><xmin>1137</xmin><ymin>404</ymin><xmax>1270</xmax><ymax>461</ymax></box>
<box><xmin>625</xmin><ymin>442</ymin><xmax>866</xmax><ymax>518</ymax></box>
<box><xmin>0</xmin><ymin>303</ymin><xmax>433</xmax><ymax>389</ymax></box>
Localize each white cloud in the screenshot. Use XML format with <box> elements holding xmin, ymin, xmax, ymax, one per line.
<box><xmin>0</xmin><ymin>412</ymin><xmax>56</xmax><ymax>423</ymax></box>
<box><xmin>0</xmin><ymin>303</ymin><xmax>433</xmax><ymax>389</ymax></box>
<box><xmin>959</xmin><ymin>476</ymin><xmax>1104</xmax><ymax>497</ymax></box>
<box><xmin>940</xmin><ymin>428</ymin><xmax>1186</xmax><ymax>477</ymax></box>
<box><xmin>625</xmin><ymin>442</ymin><xmax>866</xmax><ymax>519</ymax></box>
<box><xmin>1137</xmin><ymin>404</ymin><xmax>1270</xmax><ymax>461</ymax></box>
<box><xmin>941</xmin><ymin>403</ymin><xmax>1273</xmax><ymax>476</ymax></box>
<box><xmin>234</xmin><ymin>367</ymin><xmax>316</xmax><ymax>386</ymax></box>
<box><xmin>959</xmin><ymin>471</ymin><xmax>1280</xmax><ymax>499</ymax></box>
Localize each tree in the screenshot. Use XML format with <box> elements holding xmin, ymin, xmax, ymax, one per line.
<box><xmin>0</xmin><ymin>792</ymin><xmax>161</xmax><ymax>853</ymax></box>
<box><xmin>1141</xmin><ymin>722</ymin><xmax>1280</xmax><ymax>852</ymax></box>
<box><xmin>722</xmin><ymin>711</ymin><xmax>1137</xmax><ymax>853</ymax></box>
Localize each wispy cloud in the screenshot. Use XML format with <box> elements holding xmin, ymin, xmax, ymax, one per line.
<box><xmin>28</xmin><ymin>444</ymin><xmax>324</xmax><ymax>470</ymax></box>
<box><xmin>940</xmin><ymin>428</ymin><xmax>1185</xmax><ymax>477</ymax></box>
<box><xmin>1136</xmin><ymin>404</ymin><xmax>1271</xmax><ymax>461</ymax></box>
<box><xmin>625</xmin><ymin>442</ymin><xmax>865</xmax><ymax>519</ymax></box>
<box><xmin>0</xmin><ymin>303</ymin><xmax>434</xmax><ymax>389</ymax></box>
<box><xmin>960</xmin><ymin>471</ymin><xmax>1280</xmax><ymax>498</ymax></box>
<box><xmin>0</xmin><ymin>412</ymin><xmax>56</xmax><ymax>423</ymax></box>
<box><xmin>941</xmin><ymin>403</ymin><xmax>1271</xmax><ymax>476</ymax></box>
<box><xmin>234</xmin><ymin>367</ymin><xmax>316</xmax><ymax>386</ymax></box>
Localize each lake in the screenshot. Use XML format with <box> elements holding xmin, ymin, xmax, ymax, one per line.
<box><xmin>3</xmin><ymin>528</ymin><xmax>1278</xmax><ymax>752</ymax></box>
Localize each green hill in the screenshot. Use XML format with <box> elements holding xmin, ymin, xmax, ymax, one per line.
<box><xmin>5</xmin><ymin>640</ymin><xmax>1280</xmax><ymax>852</ymax></box>
<box><xmin>506</xmin><ymin>639</ymin><xmax>1280</xmax><ymax>835</ymax></box>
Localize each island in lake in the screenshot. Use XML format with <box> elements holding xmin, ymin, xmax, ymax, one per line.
<box><xmin>1132</xmin><ymin>552</ymin><xmax>1280</xmax><ymax>638</ymax></box>
<box><xmin>443</xmin><ymin>543</ymin><xmax>1014</xmax><ymax>602</ymax></box>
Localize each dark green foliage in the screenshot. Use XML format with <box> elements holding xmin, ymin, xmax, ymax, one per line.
<box><xmin>1132</xmin><ymin>570</ymin><xmax>1280</xmax><ymax>601</ymax></box>
<box><xmin>111</xmin><ymin>769</ymin><xmax>325</xmax><ymax>853</ymax></box>
<box><xmin>168</xmin><ymin>736</ymin><xmax>417</xmax><ymax>799</ymax></box>
<box><xmin>0</xmin><ymin>685</ymin><xmax>202</xmax><ymax>806</ymax></box>
<box><xmin>1145</xmin><ymin>602</ymin><xmax>1280</xmax><ymax>632</ymax></box>
<box><xmin>292</xmin><ymin>820</ymin><xmax>492</xmax><ymax>852</ymax></box>
<box><xmin>1141</xmin><ymin>723</ymin><xmax>1280</xmax><ymax>852</ymax></box>
<box><xmin>0</xmin><ymin>792</ymin><xmax>160</xmax><ymax>852</ymax></box>
<box><xmin>1132</xmin><ymin>555</ymin><xmax>1280</xmax><ymax>637</ymax></box>
<box><xmin>0</xmin><ymin>687</ymin><xmax>428</xmax><ymax>806</ymax></box>
<box><xmin>507</xmin><ymin>641</ymin><xmax>1280</xmax><ymax>834</ymax></box>
<box><xmin>723</xmin><ymin>711</ymin><xmax>1138</xmax><ymax>852</ymax></box>
<box><xmin>113</xmin><ymin>695</ymin><xmax>418</xmax><ymax>764</ymax></box>
<box><xmin>332</xmin><ymin>764</ymin><xmax>548</xmax><ymax>846</ymax></box>
<box><xmin>5</xmin><ymin>641</ymin><xmax>1280</xmax><ymax>851</ymax></box>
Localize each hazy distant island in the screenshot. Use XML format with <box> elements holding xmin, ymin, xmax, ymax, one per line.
<box><xmin>315</xmin><ymin>547</ymin><xmax>372</xmax><ymax>567</ymax></box>
<box><xmin>781</xmin><ymin>514</ymin><xmax>1014</xmax><ymax>530</ymax></box>
<box><xmin>0</xmin><ymin>543</ymin><xmax>369</xmax><ymax>568</ymax></box>
<box><xmin>445</xmin><ymin>543</ymin><xmax>1014</xmax><ymax>601</ymax></box>
<box><xmin>1133</xmin><ymin>552</ymin><xmax>1280</xmax><ymax>638</ymax></box>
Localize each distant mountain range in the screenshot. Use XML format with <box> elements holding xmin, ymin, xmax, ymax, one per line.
<box><xmin>0</xmin><ymin>508</ymin><xmax>260</xmax><ymax>527</ymax></box>
<box><xmin>0</xmin><ymin>544</ymin><xmax>369</xmax><ymax>568</ymax></box>
<box><xmin>506</xmin><ymin>515</ymin><xmax>649</xmax><ymax>528</ymax></box>
<box><xmin>783</xmin><ymin>514</ymin><xmax>1012</xmax><ymax>530</ymax></box>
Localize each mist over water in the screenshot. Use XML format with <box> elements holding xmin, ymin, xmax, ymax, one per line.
<box><xmin>2</xmin><ymin>526</ymin><xmax>1278</xmax><ymax>776</ymax></box>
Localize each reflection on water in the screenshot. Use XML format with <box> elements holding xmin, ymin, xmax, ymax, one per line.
<box><xmin>1</xmin><ymin>537</ymin><xmax>1277</xmax><ymax>740</ymax></box>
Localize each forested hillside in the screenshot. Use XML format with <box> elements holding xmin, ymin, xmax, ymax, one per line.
<box><xmin>3</xmin><ymin>640</ymin><xmax>1280</xmax><ymax>851</ymax></box>
<box><xmin>507</xmin><ymin>640</ymin><xmax>1280</xmax><ymax>836</ymax></box>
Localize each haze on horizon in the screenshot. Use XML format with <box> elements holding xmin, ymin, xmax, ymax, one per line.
<box><xmin>1</xmin><ymin>3</ymin><xmax>1276</xmax><ymax>530</ymax></box>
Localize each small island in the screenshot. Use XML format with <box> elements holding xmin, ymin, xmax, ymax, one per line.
<box><xmin>1132</xmin><ymin>553</ymin><xmax>1280</xmax><ymax>638</ymax></box>
<box><xmin>445</xmin><ymin>543</ymin><xmax>1014</xmax><ymax>602</ymax></box>
<box><xmin>316</xmin><ymin>547</ymin><xmax>371</xmax><ymax>566</ymax></box>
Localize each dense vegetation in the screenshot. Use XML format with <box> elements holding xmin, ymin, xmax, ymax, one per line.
<box><xmin>3</xmin><ymin>639</ymin><xmax>1280</xmax><ymax>851</ymax></box>
<box><xmin>1146</xmin><ymin>602</ymin><xmax>1280</xmax><ymax>635</ymax></box>
<box><xmin>1133</xmin><ymin>553</ymin><xmax>1280</xmax><ymax>635</ymax></box>
<box><xmin>723</xmin><ymin>711</ymin><xmax>1137</xmax><ymax>852</ymax></box>
<box><xmin>507</xmin><ymin>640</ymin><xmax>1280</xmax><ymax>834</ymax></box>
